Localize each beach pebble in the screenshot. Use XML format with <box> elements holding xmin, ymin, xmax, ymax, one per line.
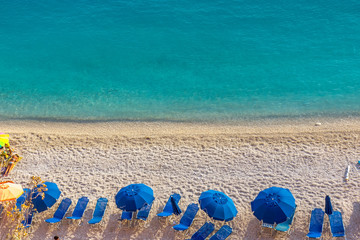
<box><xmin>315</xmin><ymin>122</ymin><xmax>322</xmax><ymax>126</ymax></box>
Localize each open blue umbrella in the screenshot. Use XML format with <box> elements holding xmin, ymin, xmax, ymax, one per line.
<box><xmin>31</xmin><ymin>182</ymin><xmax>61</xmax><ymax>213</ymax></box>
<box><xmin>199</xmin><ymin>190</ymin><xmax>238</xmax><ymax>222</ymax></box>
<box><xmin>115</xmin><ymin>183</ymin><xmax>154</xmax><ymax>212</ymax></box>
<box><xmin>251</xmin><ymin>186</ymin><xmax>296</xmax><ymax>224</ymax></box>
<box><xmin>325</xmin><ymin>195</ymin><xmax>333</xmax><ymax>215</ymax></box>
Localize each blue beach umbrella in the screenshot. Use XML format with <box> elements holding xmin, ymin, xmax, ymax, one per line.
<box><xmin>16</xmin><ymin>188</ymin><xmax>31</xmax><ymax>211</ymax></box>
<box><xmin>31</xmin><ymin>182</ymin><xmax>61</xmax><ymax>213</ymax></box>
<box><xmin>251</xmin><ymin>186</ymin><xmax>296</xmax><ymax>224</ymax></box>
<box><xmin>325</xmin><ymin>195</ymin><xmax>333</xmax><ymax>215</ymax></box>
<box><xmin>115</xmin><ymin>183</ymin><xmax>154</xmax><ymax>212</ymax></box>
<box><xmin>199</xmin><ymin>190</ymin><xmax>238</xmax><ymax>222</ymax></box>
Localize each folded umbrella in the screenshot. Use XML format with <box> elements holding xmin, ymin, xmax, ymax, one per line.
<box><xmin>171</xmin><ymin>195</ymin><xmax>182</xmax><ymax>215</ymax></box>
<box><xmin>325</xmin><ymin>195</ymin><xmax>333</xmax><ymax>215</ymax></box>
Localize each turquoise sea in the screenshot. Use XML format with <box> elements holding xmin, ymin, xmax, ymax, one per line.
<box><xmin>1</xmin><ymin>0</ymin><xmax>359</xmax><ymax>121</ymax></box>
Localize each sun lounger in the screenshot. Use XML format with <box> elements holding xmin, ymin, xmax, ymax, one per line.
<box><xmin>209</xmin><ymin>225</ymin><xmax>233</xmax><ymax>240</ymax></box>
<box><xmin>67</xmin><ymin>197</ymin><xmax>89</xmax><ymax>221</ymax></box>
<box><xmin>157</xmin><ymin>193</ymin><xmax>181</xmax><ymax>217</ymax></box>
<box><xmin>275</xmin><ymin>206</ymin><xmax>297</xmax><ymax>233</ymax></box>
<box><xmin>329</xmin><ymin>211</ymin><xmax>345</xmax><ymax>238</ymax></box>
<box><xmin>260</xmin><ymin>221</ymin><xmax>275</xmax><ymax>236</ymax></box>
<box><xmin>45</xmin><ymin>198</ymin><xmax>72</xmax><ymax>223</ymax></box>
<box><xmin>22</xmin><ymin>211</ymin><xmax>34</xmax><ymax>229</ymax></box>
<box><xmin>187</xmin><ymin>222</ymin><xmax>215</xmax><ymax>240</ymax></box>
<box><xmin>121</xmin><ymin>211</ymin><xmax>133</xmax><ymax>221</ymax></box>
<box><xmin>15</xmin><ymin>188</ymin><xmax>31</xmax><ymax>211</ymax></box>
<box><xmin>2</xmin><ymin>162</ymin><xmax>13</xmax><ymax>177</ymax></box>
<box><xmin>137</xmin><ymin>203</ymin><xmax>153</xmax><ymax>221</ymax></box>
<box><xmin>88</xmin><ymin>198</ymin><xmax>108</xmax><ymax>224</ymax></box>
<box><xmin>173</xmin><ymin>203</ymin><xmax>199</xmax><ymax>231</ymax></box>
<box><xmin>262</xmin><ymin>222</ymin><xmax>274</xmax><ymax>228</ymax></box>
<box><xmin>274</xmin><ymin>216</ymin><xmax>294</xmax><ymax>233</ymax></box>
<box><xmin>306</xmin><ymin>208</ymin><xmax>324</xmax><ymax>239</ymax></box>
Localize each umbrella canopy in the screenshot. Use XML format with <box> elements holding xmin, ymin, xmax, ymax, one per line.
<box><xmin>251</xmin><ymin>186</ymin><xmax>296</xmax><ymax>224</ymax></box>
<box><xmin>16</xmin><ymin>188</ymin><xmax>31</xmax><ymax>211</ymax></box>
<box><xmin>115</xmin><ymin>183</ymin><xmax>154</xmax><ymax>212</ymax></box>
<box><xmin>199</xmin><ymin>190</ymin><xmax>238</xmax><ymax>222</ymax></box>
<box><xmin>170</xmin><ymin>195</ymin><xmax>182</xmax><ymax>215</ymax></box>
<box><xmin>325</xmin><ymin>195</ymin><xmax>333</xmax><ymax>215</ymax></box>
<box><xmin>31</xmin><ymin>182</ymin><xmax>61</xmax><ymax>213</ymax></box>
<box><xmin>0</xmin><ymin>181</ymin><xmax>24</xmax><ymax>201</ymax></box>
<box><xmin>0</xmin><ymin>133</ymin><xmax>9</xmax><ymax>147</ymax></box>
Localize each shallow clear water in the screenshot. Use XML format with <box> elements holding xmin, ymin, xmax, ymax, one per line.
<box><xmin>1</xmin><ymin>0</ymin><xmax>360</xmax><ymax>121</ymax></box>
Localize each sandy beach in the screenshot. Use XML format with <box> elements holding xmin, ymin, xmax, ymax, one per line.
<box><xmin>1</xmin><ymin>117</ymin><xmax>360</xmax><ymax>240</ymax></box>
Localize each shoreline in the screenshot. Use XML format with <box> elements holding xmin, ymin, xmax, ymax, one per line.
<box><xmin>2</xmin><ymin>116</ymin><xmax>360</xmax><ymax>136</ymax></box>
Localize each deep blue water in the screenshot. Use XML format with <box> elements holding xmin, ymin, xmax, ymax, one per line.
<box><xmin>1</xmin><ymin>0</ymin><xmax>360</xmax><ymax>121</ymax></box>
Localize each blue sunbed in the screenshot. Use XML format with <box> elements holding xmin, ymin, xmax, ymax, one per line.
<box><xmin>306</xmin><ymin>208</ymin><xmax>324</xmax><ymax>239</ymax></box>
<box><xmin>22</xmin><ymin>211</ymin><xmax>35</xmax><ymax>229</ymax></box>
<box><xmin>16</xmin><ymin>188</ymin><xmax>31</xmax><ymax>212</ymax></box>
<box><xmin>188</xmin><ymin>222</ymin><xmax>215</xmax><ymax>240</ymax></box>
<box><xmin>173</xmin><ymin>203</ymin><xmax>199</xmax><ymax>231</ymax></box>
<box><xmin>275</xmin><ymin>206</ymin><xmax>297</xmax><ymax>233</ymax></box>
<box><xmin>121</xmin><ymin>211</ymin><xmax>133</xmax><ymax>221</ymax></box>
<box><xmin>209</xmin><ymin>225</ymin><xmax>233</xmax><ymax>240</ymax></box>
<box><xmin>157</xmin><ymin>193</ymin><xmax>181</xmax><ymax>217</ymax></box>
<box><xmin>67</xmin><ymin>197</ymin><xmax>89</xmax><ymax>220</ymax></box>
<box><xmin>329</xmin><ymin>211</ymin><xmax>345</xmax><ymax>238</ymax></box>
<box><xmin>88</xmin><ymin>198</ymin><xmax>108</xmax><ymax>224</ymax></box>
<box><xmin>45</xmin><ymin>198</ymin><xmax>72</xmax><ymax>223</ymax></box>
<box><xmin>137</xmin><ymin>203</ymin><xmax>153</xmax><ymax>221</ymax></box>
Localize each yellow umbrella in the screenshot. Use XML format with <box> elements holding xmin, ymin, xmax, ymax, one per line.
<box><xmin>0</xmin><ymin>181</ymin><xmax>24</xmax><ymax>201</ymax></box>
<box><xmin>0</xmin><ymin>133</ymin><xmax>9</xmax><ymax>147</ymax></box>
